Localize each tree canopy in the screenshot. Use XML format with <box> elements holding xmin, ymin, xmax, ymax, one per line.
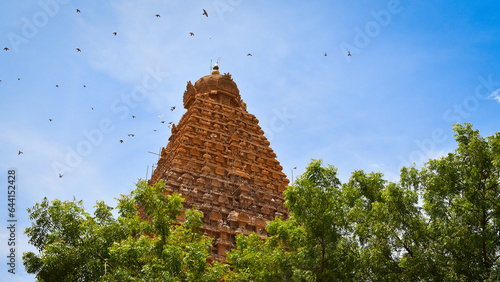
<box><xmin>24</xmin><ymin>123</ymin><xmax>500</xmax><ymax>281</ymax></box>
<box><xmin>227</xmin><ymin>123</ymin><xmax>500</xmax><ymax>281</ymax></box>
<box><xmin>23</xmin><ymin>180</ymin><xmax>228</xmax><ymax>281</ymax></box>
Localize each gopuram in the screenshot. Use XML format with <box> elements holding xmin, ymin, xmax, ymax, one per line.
<box><xmin>149</xmin><ymin>63</ymin><xmax>289</xmax><ymax>261</ymax></box>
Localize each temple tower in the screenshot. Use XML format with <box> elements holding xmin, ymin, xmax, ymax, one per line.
<box><xmin>149</xmin><ymin>64</ymin><xmax>289</xmax><ymax>261</ymax></box>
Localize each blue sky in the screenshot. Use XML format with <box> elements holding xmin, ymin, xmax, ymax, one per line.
<box><xmin>1</xmin><ymin>0</ymin><xmax>500</xmax><ymax>280</ymax></box>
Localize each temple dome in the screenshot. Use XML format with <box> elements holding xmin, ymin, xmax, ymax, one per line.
<box><xmin>194</xmin><ymin>73</ymin><xmax>239</xmax><ymax>96</ymax></box>
<box><xmin>183</xmin><ymin>64</ymin><xmax>242</xmax><ymax>109</ymax></box>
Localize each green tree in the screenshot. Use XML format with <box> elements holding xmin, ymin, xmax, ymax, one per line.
<box><xmin>23</xmin><ymin>123</ymin><xmax>500</xmax><ymax>281</ymax></box>
<box><xmin>23</xmin><ymin>180</ymin><xmax>228</xmax><ymax>281</ymax></box>
<box><xmin>344</xmin><ymin>170</ymin><xmax>435</xmax><ymax>281</ymax></box>
<box><xmin>403</xmin><ymin>123</ymin><xmax>500</xmax><ymax>280</ymax></box>
<box><xmin>345</xmin><ymin>123</ymin><xmax>500</xmax><ymax>281</ymax></box>
<box><xmin>227</xmin><ymin>159</ymin><xmax>359</xmax><ymax>281</ymax></box>
<box><xmin>228</xmin><ymin>123</ymin><xmax>500</xmax><ymax>281</ymax></box>
<box><xmin>23</xmin><ymin>197</ymin><xmax>105</xmax><ymax>281</ymax></box>
<box><xmin>225</xmin><ymin>228</ymin><xmax>296</xmax><ymax>281</ymax></box>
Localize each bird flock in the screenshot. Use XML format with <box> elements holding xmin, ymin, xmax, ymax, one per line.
<box><xmin>3</xmin><ymin>6</ymin><xmax>318</xmax><ymax>179</ymax></box>
<box><xmin>5</xmin><ymin>7</ymin><xmax>200</xmax><ymax>178</ymax></box>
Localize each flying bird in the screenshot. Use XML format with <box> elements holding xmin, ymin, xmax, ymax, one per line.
<box><xmin>56</xmin><ymin>85</ymin><xmax>59</xmax><ymax>87</ymax></box>
<box><xmin>49</xmin><ymin>119</ymin><xmax>52</xmax><ymax>122</ymax></box>
<box><xmin>189</xmin><ymin>32</ymin><xmax>195</xmax><ymax>36</ymax></box>
<box><xmin>158</xmin><ymin>115</ymin><xmax>164</xmax><ymax>118</ymax></box>
<box><xmin>247</xmin><ymin>53</ymin><xmax>252</xmax><ymax>56</ymax></box>
<box><xmin>3</xmin><ymin>47</ymin><xmax>8</xmax><ymax>51</ymax></box>
<box><xmin>155</xmin><ymin>14</ymin><xmax>160</xmax><ymax>18</ymax></box>
<box><xmin>325</xmin><ymin>53</ymin><xmax>327</xmax><ymax>56</ymax></box>
<box><xmin>203</xmin><ymin>9</ymin><xmax>208</xmax><ymax>17</ymax></box>
<box><xmin>132</xmin><ymin>115</ymin><xmax>136</xmax><ymax>118</ymax></box>
<box><xmin>76</xmin><ymin>9</ymin><xmax>81</xmax><ymax>13</ymax></box>
<box><xmin>128</xmin><ymin>134</ymin><xmax>135</xmax><ymax>137</ymax></box>
<box><xmin>348</xmin><ymin>51</ymin><xmax>351</xmax><ymax>56</ymax></box>
<box><xmin>17</xmin><ymin>78</ymin><xmax>20</xmax><ymax>80</ymax></box>
<box><xmin>170</xmin><ymin>106</ymin><xmax>175</xmax><ymax>111</ymax></box>
<box><xmin>59</xmin><ymin>174</ymin><xmax>63</xmax><ymax>178</ymax></box>
<box><xmin>113</xmin><ymin>32</ymin><xmax>117</xmax><ymax>36</ymax></box>
<box><xmin>76</xmin><ymin>48</ymin><xmax>81</xmax><ymax>52</ymax></box>
<box><xmin>168</xmin><ymin>121</ymin><xmax>173</xmax><ymax>125</ymax></box>
<box><xmin>119</xmin><ymin>140</ymin><xmax>124</xmax><ymax>143</ymax></box>
<box><xmin>83</xmin><ymin>85</ymin><xmax>86</xmax><ymax>87</ymax></box>
<box><xmin>91</xmin><ymin>107</ymin><xmax>94</xmax><ymax>110</ymax></box>
<box><xmin>153</xmin><ymin>129</ymin><xmax>157</xmax><ymax>132</ymax></box>
<box><xmin>18</xmin><ymin>150</ymin><xmax>23</xmax><ymax>155</ymax></box>
<box><xmin>161</xmin><ymin>121</ymin><xmax>165</xmax><ymax>124</ymax></box>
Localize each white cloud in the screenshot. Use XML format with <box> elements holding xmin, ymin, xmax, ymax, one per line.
<box><xmin>489</xmin><ymin>88</ymin><xmax>500</xmax><ymax>103</ymax></box>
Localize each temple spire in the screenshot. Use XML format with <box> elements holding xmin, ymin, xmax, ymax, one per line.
<box><xmin>150</xmin><ymin>67</ymin><xmax>289</xmax><ymax>261</ymax></box>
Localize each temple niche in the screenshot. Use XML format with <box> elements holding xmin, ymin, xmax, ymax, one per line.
<box><xmin>149</xmin><ymin>63</ymin><xmax>289</xmax><ymax>261</ymax></box>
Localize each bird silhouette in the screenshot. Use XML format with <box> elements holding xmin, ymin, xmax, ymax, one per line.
<box><xmin>132</xmin><ymin>115</ymin><xmax>136</xmax><ymax>118</ymax></box>
<box><xmin>76</xmin><ymin>9</ymin><xmax>81</xmax><ymax>13</ymax></box>
<box><xmin>155</xmin><ymin>14</ymin><xmax>160</xmax><ymax>18</ymax></box>
<box><xmin>17</xmin><ymin>78</ymin><xmax>20</xmax><ymax>80</ymax></box>
<box><xmin>49</xmin><ymin>119</ymin><xmax>52</xmax><ymax>122</ymax></box>
<box><xmin>348</xmin><ymin>51</ymin><xmax>351</xmax><ymax>56</ymax></box>
<box><xmin>119</xmin><ymin>140</ymin><xmax>124</xmax><ymax>143</ymax></box>
<box><xmin>203</xmin><ymin>9</ymin><xmax>208</xmax><ymax>17</ymax></box>
<box><xmin>161</xmin><ymin>121</ymin><xmax>165</xmax><ymax>124</ymax></box>
<box><xmin>91</xmin><ymin>107</ymin><xmax>94</xmax><ymax>110</ymax></box>
<box><xmin>189</xmin><ymin>32</ymin><xmax>195</xmax><ymax>36</ymax></box>
<box><xmin>3</xmin><ymin>47</ymin><xmax>8</xmax><ymax>51</ymax></box>
<box><xmin>56</xmin><ymin>85</ymin><xmax>59</xmax><ymax>87</ymax></box>
<box><xmin>325</xmin><ymin>53</ymin><xmax>327</xmax><ymax>56</ymax></box>
<box><xmin>113</xmin><ymin>32</ymin><xmax>117</xmax><ymax>36</ymax></box>
<box><xmin>18</xmin><ymin>150</ymin><xmax>23</xmax><ymax>155</ymax></box>
<box><xmin>83</xmin><ymin>85</ymin><xmax>86</xmax><ymax>87</ymax></box>
<box><xmin>128</xmin><ymin>134</ymin><xmax>135</xmax><ymax>137</ymax></box>
<box><xmin>170</xmin><ymin>106</ymin><xmax>176</xmax><ymax>111</ymax></box>
<box><xmin>247</xmin><ymin>53</ymin><xmax>252</xmax><ymax>56</ymax></box>
<box><xmin>59</xmin><ymin>174</ymin><xmax>63</xmax><ymax>178</ymax></box>
<box><xmin>76</xmin><ymin>48</ymin><xmax>81</xmax><ymax>52</ymax></box>
<box><xmin>153</xmin><ymin>129</ymin><xmax>157</xmax><ymax>132</ymax></box>
<box><xmin>158</xmin><ymin>115</ymin><xmax>164</xmax><ymax>118</ymax></box>
<box><xmin>168</xmin><ymin>121</ymin><xmax>173</xmax><ymax>125</ymax></box>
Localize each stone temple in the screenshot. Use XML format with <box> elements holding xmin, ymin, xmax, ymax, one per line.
<box><xmin>149</xmin><ymin>64</ymin><xmax>289</xmax><ymax>261</ymax></box>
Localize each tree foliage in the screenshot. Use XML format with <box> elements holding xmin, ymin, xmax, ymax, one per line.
<box><xmin>23</xmin><ymin>180</ymin><xmax>228</xmax><ymax>281</ymax></box>
<box><xmin>227</xmin><ymin>159</ymin><xmax>359</xmax><ymax>281</ymax></box>
<box><xmin>24</xmin><ymin>123</ymin><xmax>500</xmax><ymax>281</ymax></box>
<box><xmin>409</xmin><ymin>123</ymin><xmax>500</xmax><ymax>280</ymax></box>
<box><xmin>228</xmin><ymin>123</ymin><xmax>500</xmax><ymax>281</ymax></box>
